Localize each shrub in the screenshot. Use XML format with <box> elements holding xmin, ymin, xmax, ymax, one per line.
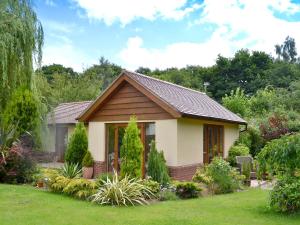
<box><xmin>242</xmin><ymin>162</ymin><xmax>251</xmax><ymax>182</ymax></box>
<box><xmin>175</xmin><ymin>181</ymin><xmax>201</xmax><ymax>199</ymax></box>
<box><xmin>228</xmin><ymin>144</ymin><xmax>250</xmax><ymax>166</ymax></box>
<box><xmin>142</xmin><ymin>178</ymin><xmax>160</xmax><ymax>194</ymax></box>
<box><xmin>62</xmin><ymin>178</ymin><xmax>97</xmax><ymax>199</ymax></box>
<box><xmin>120</xmin><ymin>116</ymin><xmax>143</xmax><ymax>178</ymax></box>
<box><xmin>257</xmin><ymin>133</ymin><xmax>300</xmax><ymax>177</ymax></box>
<box><xmin>50</xmin><ymin>175</ymin><xmax>71</xmax><ymax>192</ymax></box>
<box><xmin>91</xmin><ymin>171</ymin><xmax>154</xmax><ymax>206</ymax></box>
<box><xmin>147</xmin><ymin>141</ymin><xmax>170</xmax><ymax>185</ymax></box>
<box><xmin>96</xmin><ymin>172</ymin><xmax>113</xmax><ymax>186</ymax></box>
<box><xmin>60</xmin><ymin>163</ymin><xmax>82</xmax><ymax>179</ymax></box>
<box><xmin>3</xmin><ymin>87</ymin><xmax>39</xmax><ymax>137</ymax></box>
<box><xmin>193</xmin><ymin>157</ymin><xmax>244</xmax><ymax>194</ymax></box>
<box><xmin>259</xmin><ymin>114</ymin><xmax>290</xmax><ymax>141</ymax></box>
<box><xmin>82</xmin><ymin>150</ymin><xmax>93</xmax><ymax>167</ymax></box>
<box><xmin>65</xmin><ymin>123</ymin><xmax>88</xmax><ymax>166</ymax></box>
<box><xmin>0</xmin><ymin>145</ymin><xmax>36</xmax><ymax>184</ymax></box>
<box><xmin>237</xmin><ymin>127</ymin><xmax>265</xmax><ymax>156</ymax></box>
<box><xmin>159</xmin><ymin>190</ymin><xmax>178</xmax><ymax>201</ymax></box>
<box><xmin>270</xmin><ymin>176</ymin><xmax>300</xmax><ymax>213</ymax></box>
<box><xmin>222</xmin><ymin>87</ymin><xmax>249</xmax><ymax>117</ymax></box>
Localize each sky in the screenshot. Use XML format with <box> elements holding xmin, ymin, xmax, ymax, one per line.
<box><xmin>35</xmin><ymin>0</ymin><xmax>300</xmax><ymax>72</ymax></box>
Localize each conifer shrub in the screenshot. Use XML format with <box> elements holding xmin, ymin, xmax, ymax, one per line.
<box><xmin>120</xmin><ymin>116</ymin><xmax>143</xmax><ymax>178</ymax></box>
<box><xmin>147</xmin><ymin>141</ymin><xmax>170</xmax><ymax>185</ymax></box>
<box><xmin>82</xmin><ymin>150</ymin><xmax>94</xmax><ymax>167</ymax></box>
<box><xmin>65</xmin><ymin>123</ymin><xmax>88</xmax><ymax>166</ymax></box>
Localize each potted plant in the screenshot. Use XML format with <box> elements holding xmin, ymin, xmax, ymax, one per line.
<box><xmin>82</xmin><ymin>150</ymin><xmax>94</xmax><ymax>179</ymax></box>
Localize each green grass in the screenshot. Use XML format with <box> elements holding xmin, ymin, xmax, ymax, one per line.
<box><xmin>0</xmin><ymin>184</ymin><xmax>299</xmax><ymax>225</ymax></box>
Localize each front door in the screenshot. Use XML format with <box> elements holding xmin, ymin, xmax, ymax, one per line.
<box><xmin>106</xmin><ymin>123</ymin><xmax>154</xmax><ymax>176</ymax></box>
<box><xmin>203</xmin><ymin>124</ymin><xmax>224</xmax><ymax>164</ymax></box>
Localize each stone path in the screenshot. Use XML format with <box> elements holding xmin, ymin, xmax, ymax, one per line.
<box><xmin>250</xmin><ymin>179</ymin><xmax>274</xmax><ymax>190</ymax></box>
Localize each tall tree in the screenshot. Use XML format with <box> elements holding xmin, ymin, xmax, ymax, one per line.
<box><xmin>275</xmin><ymin>36</ymin><xmax>298</xmax><ymax>63</ymax></box>
<box><xmin>0</xmin><ymin>0</ymin><xmax>43</xmax><ymax>110</ymax></box>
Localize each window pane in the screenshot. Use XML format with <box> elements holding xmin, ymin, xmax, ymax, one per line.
<box><xmin>107</xmin><ymin>125</ymin><xmax>115</xmax><ymax>172</ymax></box>
<box><xmin>145</xmin><ymin>123</ymin><xmax>155</xmax><ymax>168</ymax></box>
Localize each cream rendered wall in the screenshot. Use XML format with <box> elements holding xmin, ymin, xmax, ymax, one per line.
<box><xmin>177</xmin><ymin>119</ymin><xmax>203</xmax><ymax>166</ymax></box>
<box><xmin>224</xmin><ymin>124</ymin><xmax>240</xmax><ymax>158</ymax></box>
<box><xmin>176</xmin><ymin>118</ymin><xmax>240</xmax><ymax>165</ymax></box>
<box><xmin>88</xmin><ymin>122</ymin><xmax>105</xmax><ymax>161</ymax></box>
<box><xmin>155</xmin><ymin>120</ymin><xmax>178</xmax><ymax>166</ymax></box>
<box><xmin>67</xmin><ymin>125</ymin><xmax>75</xmax><ymax>140</ymax></box>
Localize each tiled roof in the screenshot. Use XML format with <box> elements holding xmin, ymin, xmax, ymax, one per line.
<box><xmin>48</xmin><ymin>101</ymin><xmax>92</xmax><ymax>124</ymax></box>
<box><xmin>124</xmin><ymin>70</ymin><xmax>247</xmax><ymax>124</ymax></box>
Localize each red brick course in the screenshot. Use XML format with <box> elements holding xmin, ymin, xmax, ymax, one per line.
<box><xmin>93</xmin><ymin>161</ymin><xmax>106</xmax><ymax>178</ymax></box>
<box><xmin>168</xmin><ymin>163</ymin><xmax>202</xmax><ymax>181</ymax></box>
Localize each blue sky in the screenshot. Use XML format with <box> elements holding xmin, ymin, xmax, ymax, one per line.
<box><xmin>35</xmin><ymin>0</ymin><xmax>300</xmax><ymax>72</ymax></box>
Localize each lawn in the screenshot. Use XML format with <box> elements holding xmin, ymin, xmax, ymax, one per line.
<box><xmin>0</xmin><ymin>184</ymin><xmax>299</xmax><ymax>225</ymax></box>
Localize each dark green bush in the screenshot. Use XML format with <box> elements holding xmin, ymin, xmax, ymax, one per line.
<box><xmin>237</xmin><ymin>127</ymin><xmax>265</xmax><ymax>156</ymax></box>
<box><xmin>270</xmin><ymin>176</ymin><xmax>300</xmax><ymax>213</ymax></box>
<box><xmin>175</xmin><ymin>181</ymin><xmax>201</xmax><ymax>199</ymax></box>
<box><xmin>82</xmin><ymin>150</ymin><xmax>94</xmax><ymax>167</ymax></box>
<box><xmin>193</xmin><ymin>157</ymin><xmax>244</xmax><ymax>194</ymax></box>
<box><xmin>228</xmin><ymin>144</ymin><xmax>250</xmax><ymax>166</ymax></box>
<box><xmin>120</xmin><ymin>116</ymin><xmax>143</xmax><ymax>178</ymax></box>
<box><xmin>65</xmin><ymin>123</ymin><xmax>88</xmax><ymax>166</ymax></box>
<box><xmin>147</xmin><ymin>141</ymin><xmax>170</xmax><ymax>185</ymax></box>
<box><xmin>96</xmin><ymin>172</ymin><xmax>113</xmax><ymax>186</ymax></box>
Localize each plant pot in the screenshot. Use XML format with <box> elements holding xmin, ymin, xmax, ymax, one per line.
<box><xmin>83</xmin><ymin>167</ymin><xmax>93</xmax><ymax>179</ymax></box>
<box><xmin>37</xmin><ymin>181</ymin><xmax>44</xmax><ymax>188</ymax></box>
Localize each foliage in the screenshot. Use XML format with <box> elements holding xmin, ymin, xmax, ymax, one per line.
<box><xmin>65</xmin><ymin>123</ymin><xmax>88</xmax><ymax>166</ymax></box>
<box><xmin>91</xmin><ymin>171</ymin><xmax>154</xmax><ymax>206</ymax></box>
<box><xmin>175</xmin><ymin>181</ymin><xmax>201</xmax><ymax>199</ymax></box>
<box><xmin>120</xmin><ymin>116</ymin><xmax>143</xmax><ymax>178</ymax></box>
<box><xmin>0</xmin><ymin>145</ymin><xmax>36</xmax><ymax>184</ymax></box>
<box><xmin>259</xmin><ymin>114</ymin><xmax>290</xmax><ymax>141</ymax></box>
<box><xmin>159</xmin><ymin>190</ymin><xmax>179</xmax><ymax>201</ymax></box>
<box><xmin>275</xmin><ymin>36</ymin><xmax>298</xmax><ymax>63</ymax></box>
<box><xmin>222</xmin><ymin>88</ymin><xmax>249</xmax><ymax>117</ymax></box>
<box><xmin>228</xmin><ymin>144</ymin><xmax>250</xmax><ymax>166</ymax></box>
<box><xmin>82</xmin><ymin>150</ymin><xmax>93</xmax><ymax>167</ymax></box>
<box><xmin>249</xmin><ymin>88</ymin><xmax>277</xmax><ymax>117</ymax></box>
<box><xmin>3</xmin><ymin>87</ymin><xmax>39</xmax><ymax>137</ymax></box>
<box><xmin>62</xmin><ymin>178</ymin><xmax>97</xmax><ymax>199</ymax></box>
<box><xmin>256</xmin><ymin>133</ymin><xmax>300</xmax><ymax>177</ymax></box>
<box><xmin>270</xmin><ymin>176</ymin><xmax>300</xmax><ymax>213</ymax></box>
<box><xmin>242</xmin><ymin>162</ymin><xmax>251</xmax><ymax>181</ymax></box>
<box><xmin>147</xmin><ymin>141</ymin><xmax>170</xmax><ymax>185</ymax></box>
<box><xmin>60</xmin><ymin>163</ymin><xmax>82</xmax><ymax>179</ymax></box>
<box><xmin>142</xmin><ymin>178</ymin><xmax>160</xmax><ymax>194</ymax></box>
<box><xmin>237</xmin><ymin>127</ymin><xmax>265</xmax><ymax>156</ymax></box>
<box><xmin>193</xmin><ymin>157</ymin><xmax>244</xmax><ymax>194</ymax></box>
<box><xmin>0</xmin><ymin>0</ymin><xmax>43</xmax><ymax>110</ymax></box>
<box><xmin>96</xmin><ymin>173</ymin><xmax>113</xmax><ymax>186</ymax></box>
<box><xmin>49</xmin><ymin>175</ymin><xmax>71</xmax><ymax>193</ymax></box>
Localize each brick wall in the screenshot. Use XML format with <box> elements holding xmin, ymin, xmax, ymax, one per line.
<box><xmin>168</xmin><ymin>163</ymin><xmax>202</xmax><ymax>181</ymax></box>
<box><xmin>93</xmin><ymin>161</ymin><xmax>106</xmax><ymax>178</ymax></box>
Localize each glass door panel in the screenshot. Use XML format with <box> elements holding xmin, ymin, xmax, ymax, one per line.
<box><xmin>203</xmin><ymin>125</ymin><xmax>224</xmax><ymax>163</ymax></box>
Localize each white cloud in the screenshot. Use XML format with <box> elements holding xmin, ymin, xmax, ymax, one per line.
<box><xmin>119</xmin><ymin>0</ymin><xmax>300</xmax><ymax>70</ymax></box>
<box><xmin>71</xmin><ymin>0</ymin><xmax>200</xmax><ymax>26</ymax></box>
<box><xmin>42</xmin><ymin>42</ymin><xmax>96</xmax><ymax>72</ymax></box>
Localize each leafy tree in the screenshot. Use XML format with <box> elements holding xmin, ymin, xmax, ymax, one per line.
<box><xmin>275</xmin><ymin>36</ymin><xmax>298</xmax><ymax>63</ymax></box>
<box><xmin>65</xmin><ymin>123</ymin><xmax>88</xmax><ymax>166</ymax></box>
<box><xmin>3</xmin><ymin>87</ymin><xmax>39</xmax><ymax>137</ymax></box>
<box><xmin>222</xmin><ymin>87</ymin><xmax>249</xmax><ymax>117</ymax></box>
<box><xmin>120</xmin><ymin>116</ymin><xmax>143</xmax><ymax>178</ymax></box>
<box><xmin>147</xmin><ymin>141</ymin><xmax>170</xmax><ymax>185</ymax></box>
<box><xmin>0</xmin><ymin>0</ymin><xmax>43</xmax><ymax>110</ymax></box>
<box><xmin>39</xmin><ymin>64</ymin><xmax>77</xmax><ymax>81</ymax></box>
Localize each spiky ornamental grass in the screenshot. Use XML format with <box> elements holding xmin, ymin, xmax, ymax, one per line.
<box><xmin>92</xmin><ymin>171</ymin><xmax>154</xmax><ymax>206</ymax></box>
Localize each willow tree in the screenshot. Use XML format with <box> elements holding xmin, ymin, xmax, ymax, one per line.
<box><xmin>0</xmin><ymin>0</ymin><xmax>43</xmax><ymax>110</ymax></box>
